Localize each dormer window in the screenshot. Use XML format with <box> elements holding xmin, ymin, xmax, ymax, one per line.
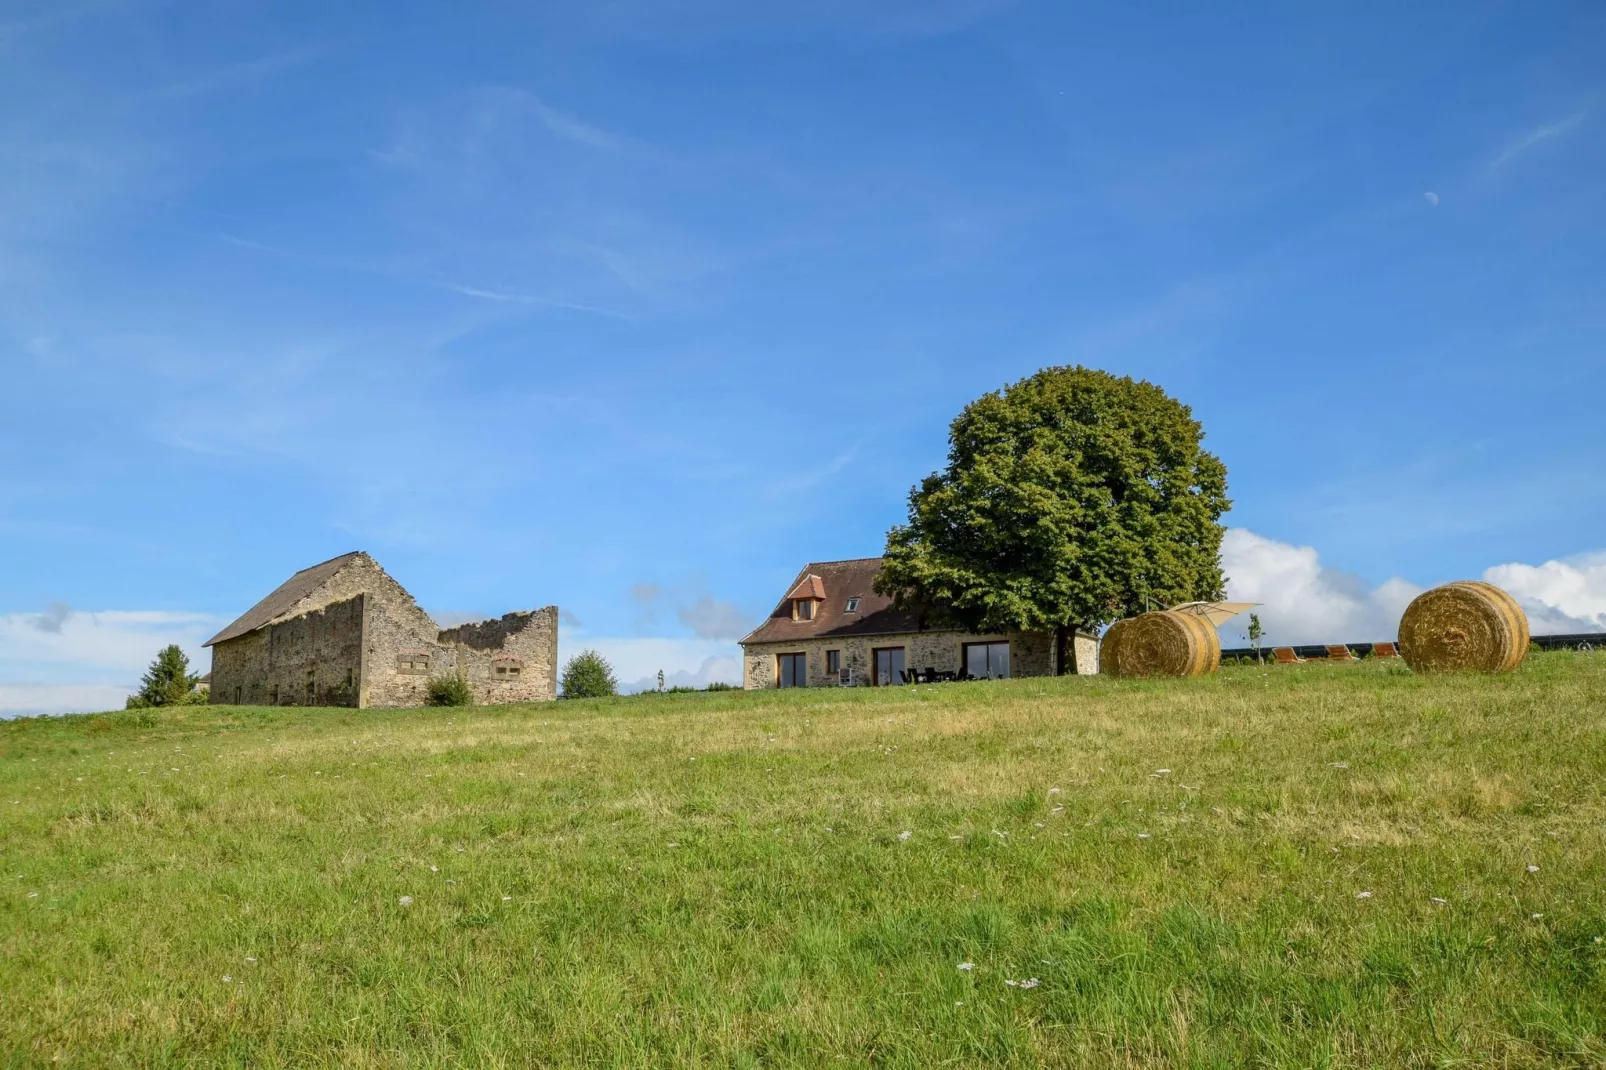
<box><xmin>845</xmin><ymin>597</ymin><xmax>860</xmax><ymax>613</ymax></box>
<box><xmin>784</xmin><ymin>573</ymin><xmax>827</xmax><ymax>623</ymax></box>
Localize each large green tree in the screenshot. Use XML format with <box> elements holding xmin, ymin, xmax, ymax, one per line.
<box><xmin>876</xmin><ymin>366</ymin><xmax>1230</xmax><ymax>671</ymax></box>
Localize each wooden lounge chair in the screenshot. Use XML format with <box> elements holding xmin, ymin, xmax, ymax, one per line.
<box><xmin>1271</xmin><ymin>647</ymin><xmax>1305</xmax><ymax>665</ymax></box>
<box><xmin>1325</xmin><ymin>644</ymin><xmax>1357</xmax><ymax>661</ymax></box>
<box><xmin>1371</xmin><ymin>642</ymin><xmax>1400</xmax><ymax>659</ymax></box>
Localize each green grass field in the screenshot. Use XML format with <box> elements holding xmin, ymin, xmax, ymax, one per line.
<box><xmin>4</xmin><ymin>654</ymin><xmax>1606</xmax><ymax>1067</ymax></box>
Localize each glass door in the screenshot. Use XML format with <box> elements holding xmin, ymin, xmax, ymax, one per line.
<box><xmin>873</xmin><ymin>647</ymin><xmax>906</xmax><ymax>686</ymax></box>
<box><xmin>778</xmin><ymin>653</ymin><xmax>807</xmax><ymax>688</ymax></box>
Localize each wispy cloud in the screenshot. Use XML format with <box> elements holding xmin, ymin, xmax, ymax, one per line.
<box><xmin>1491</xmin><ymin>111</ymin><xmax>1590</xmax><ymax>168</ymax></box>
<box><xmin>525</xmin><ymin>96</ymin><xmax>626</xmax><ymax>151</ymax></box>
<box><xmin>134</xmin><ymin>44</ymin><xmax>330</xmax><ymax>103</ymax></box>
<box><xmin>443</xmin><ymin>283</ymin><xmax>631</xmax><ymax>319</ymax></box>
<box><xmin>0</xmin><ymin>0</ymin><xmax>129</xmax><ymax>44</ymax></box>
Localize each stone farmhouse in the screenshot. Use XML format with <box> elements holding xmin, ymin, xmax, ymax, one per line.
<box><xmin>739</xmin><ymin>557</ymin><xmax>1098</xmax><ymax>688</ymax></box>
<box><xmin>204</xmin><ymin>552</ymin><xmax>558</xmax><ymax>708</ymax></box>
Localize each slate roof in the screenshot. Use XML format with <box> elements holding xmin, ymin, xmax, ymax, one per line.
<box><xmin>204</xmin><ymin>551</ymin><xmax>364</xmax><ymax>647</ymax></box>
<box><xmin>740</xmin><ymin>558</ymin><xmax>924</xmax><ymax>646</ymax></box>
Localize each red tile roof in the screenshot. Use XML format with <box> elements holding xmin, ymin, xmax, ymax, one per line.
<box><xmin>741</xmin><ymin>558</ymin><xmax>923</xmax><ymax>645</ymax></box>
<box><xmin>785</xmin><ymin>574</ymin><xmax>827</xmax><ymax>601</ymax></box>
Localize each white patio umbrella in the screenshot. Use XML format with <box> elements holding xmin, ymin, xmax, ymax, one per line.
<box><xmin>1167</xmin><ymin>601</ymin><xmax>1260</xmax><ymax>627</ymax></box>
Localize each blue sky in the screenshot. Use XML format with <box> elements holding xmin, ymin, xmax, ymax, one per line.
<box><xmin>3</xmin><ymin>0</ymin><xmax>1604</xmax><ymax>709</ymax></box>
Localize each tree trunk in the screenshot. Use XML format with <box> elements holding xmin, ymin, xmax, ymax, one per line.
<box><xmin>1053</xmin><ymin>625</ymin><xmax>1067</xmax><ymax>676</ymax></box>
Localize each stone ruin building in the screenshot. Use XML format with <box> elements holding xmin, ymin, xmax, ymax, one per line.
<box><xmin>204</xmin><ymin>551</ymin><xmax>558</xmax><ymax>708</ymax></box>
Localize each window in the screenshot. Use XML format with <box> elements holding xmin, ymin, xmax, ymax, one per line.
<box><xmin>397</xmin><ymin>652</ymin><xmax>430</xmax><ymax>675</ymax></box>
<box><xmin>777</xmin><ymin>652</ymin><xmax>807</xmax><ymax>688</ymax></box>
<box><xmin>964</xmin><ymin>641</ymin><xmax>1011</xmax><ymax>680</ymax></box>
<box><xmin>844</xmin><ymin>598</ymin><xmax>860</xmax><ymax>613</ymax></box>
<box><xmin>495</xmin><ymin>658</ymin><xmax>523</xmax><ymax>677</ymax></box>
<box><xmin>873</xmin><ymin>647</ymin><xmax>906</xmax><ymax>686</ymax></box>
<box><xmin>795</xmin><ymin>599</ymin><xmax>816</xmax><ymax>621</ymax></box>
<box><xmin>825</xmin><ymin>649</ymin><xmax>840</xmax><ymax>675</ymax></box>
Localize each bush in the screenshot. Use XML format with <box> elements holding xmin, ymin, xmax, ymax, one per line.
<box><xmin>705</xmin><ymin>681</ymin><xmax>740</xmax><ymax>692</ymax></box>
<box><xmin>426</xmin><ymin>673</ymin><xmax>474</xmax><ymax>707</ymax></box>
<box><xmin>561</xmin><ymin>650</ymin><xmax>618</xmax><ymax>699</ymax></box>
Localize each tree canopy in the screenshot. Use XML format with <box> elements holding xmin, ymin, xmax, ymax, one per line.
<box><xmin>876</xmin><ymin>366</ymin><xmax>1229</xmax><ymax>655</ymax></box>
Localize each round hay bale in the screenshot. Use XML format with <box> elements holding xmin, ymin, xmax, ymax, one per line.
<box><xmin>1398</xmin><ymin>581</ymin><xmax>1530</xmax><ymax>673</ymax></box>
<box><xmin>1100</xmin><ymin>618</ymin><xmax>1133</xmax><ymax>677</ymax></box>
<box><xmin>1102</xmin><ymin>610</ymin><xmax>1221</xmax><ymax>678</ymax></box>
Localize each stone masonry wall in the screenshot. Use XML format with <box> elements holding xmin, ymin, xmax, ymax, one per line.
<box><xmin>210</xmin><ymin>596</ymin><xmax>366</xmax><ymax>706</ymax></box>
<box><xmin>438</xmin><ymin>608</ymin><xmax>559</xmax><ymax>706</ymax></box>
<box><xmin>743</xmin><ymin>628</ymin><xmax>1088</xmax><ymax>689</ymax></box>
<box><xmin>209</xmin><ymin>630</ymin><xmax>268</xmax><ymax>706</ymax></box>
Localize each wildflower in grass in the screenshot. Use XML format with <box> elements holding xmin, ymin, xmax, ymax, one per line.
<box><xmin>1526</xmin><ymin>864</ymin><xmax>1539</xmax><ymax>873</ymax></box>
<box><xmin>1356</xmin><ymin>891</ymin><xmax>1372</xmax><ymax>899</ymax></box>
<box><xmin>1152</xmin><ymin>769</ymin><xmax>1171</xmax><ymax>777</ymax></box>
<box><xmin>398</xmin><ymin>896</ymin><xmax>413</xmax><ymax>906</ymax></box>
<box><xmin>957</xmin><ymin>962</ymin><xmax>975</xmax><ymax>971</ymax></box>
<box><xmin>950</xmin><ymin>834</ymin><xmax>963</xmax><ymax>840</ymax></box>
<box><xmin>430</xmin><ymin>865</ymin><xmax>439</xmax><ymax>872</ymax></box>
<box><xmin>245</xmin><ymin>957</ymin><xmax>256</xmax><ymax>963</ymax></box>
<box><xmin>1048</xmin><ymin>787</ymin><xmax>1061</xmax><ymax>795</ymax></box>
<box><xmin>1531</xmin><ymin>913</ymin><xmax>1543</xmax><ymax>920</ymax></box>
<box><xmin>502</xmin><ymin>896</ymin><xmax>512</xmax><ymax>902</ymax></box>
<box><xmin>1431</xmin><ymin>897</ymin><xmax>1447</xmax><ymax>905</ymax></box>
<box><xmin>1137</xmin><ymin>833</ymin><xmax>1151</xmax><ymax>839</ymax></box>
<box><xmin>1019</xmin><ymin>978</ymin><xmax>1041</xmax><ymax>989</ymax></box>
<box><xmin>897</xmin><ymin>830</ymin><xmax>912</xmax><ymax>842</ymax></box>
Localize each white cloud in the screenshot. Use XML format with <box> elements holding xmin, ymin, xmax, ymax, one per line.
<box><xmin>0</xmin><ymin>608</ymin><xmax>218</xmax><ymax>715</ymax></box>
<box><xmin>1484</xmin><ymin>553</ymin><xmax>1606</xmax><ymax>633</ymax></box>
<box><xmin>1219</xmin><ymin>529</ymin><xmax>1420</xmax><ymax>646</ymax></box>
<box><xmin>1220</xmin><ymin>529</ymin><xmax>1606</xmax><ymax>647</ymax></box>
<box><xmin>558</xmin><ymin>633</ymin><xmax>741</xmax><ymax>694</ymax></box>
<box><xmin>1423</xmin><ymin>191</ymin><xmax>1439</xmax><ymax>207</ymax></box>
<box><xmin>0</xmin><ymin>684</ymin><xmax>134</xmax><ymax>717</ymax></box>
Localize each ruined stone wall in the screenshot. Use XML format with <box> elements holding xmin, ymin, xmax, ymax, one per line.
<box><xmin>437</xmin><ymin>608</ymin><xmax>558</xmax><ymax>705</ymax></box>
<box><xmin>210</xmin><ymin>552</ymin><xmax>559</xmax><ymax>708</ymax></box>
<box><xmin>360</xmin><ymin>592</ymin><xmax>453</xmax><ymax>709</ymax></box>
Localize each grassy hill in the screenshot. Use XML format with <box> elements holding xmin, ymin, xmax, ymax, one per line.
<box><xmin>4</xmin><ymin>654</ymin><xmax>1605</xmax><ymax>1067</ymax></box>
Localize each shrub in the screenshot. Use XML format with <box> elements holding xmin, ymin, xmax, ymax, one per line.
<box><xmin>426</xmin><ymin>673</ymin><xmax>474</xmax><ymax>707</ymax></box>
<box><xmin>561</xmin><ymin>650</ymin><xmax>618</xmax><ymax>699</ymax></box>
<box><xmin>705</xmin><ymin>681</ymin><xmax>740</xmax><ymax>692</ymax></box>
